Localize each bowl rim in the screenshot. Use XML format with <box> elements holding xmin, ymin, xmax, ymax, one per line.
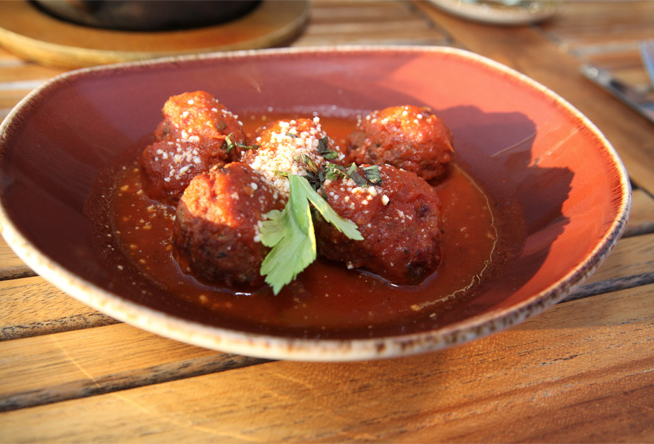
<box><xmin>0</xmin><ymin>45</ymin><xmax>632</xmax><ymax>361</ymax></box>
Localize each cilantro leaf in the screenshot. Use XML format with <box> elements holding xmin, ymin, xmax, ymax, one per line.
<box><xmin>259</xmin><ymin>175</ymin><xmax>362</xmax><ymax>295</ymax></box>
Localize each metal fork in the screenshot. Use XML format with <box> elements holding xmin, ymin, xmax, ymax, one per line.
<box><xmin>639</xmin><ymin>39</ymin><xmax>654</xmax><ymax>88</ymax></box>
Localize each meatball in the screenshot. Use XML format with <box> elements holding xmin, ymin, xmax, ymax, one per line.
<box><xmin>141</xmin><ymin>139</ymin><xmax>222</xmax><ymax>206</ymax></box>
<box><xmin>243</xmin><ymin>117</ymin><xmax>345</xmax><ymax>195</ymax></box>
<box><xmin>346</xmin><ymin>105</ymin><xmax>454</xmax><ymax>183</ymax></box>
<box><xmin>173</xmin><ymin>162</ymin><xmax>285</xmax><ymax>289</ymax></box>
<box><xmin>315</xmin><ymin>164</ymin><xmax>442</xmax><ymax>285</ymax></box>
<box><xmin>141</xmin><ymin>91</ymin><xmax>246</xmax><ymax>205</ymax></box>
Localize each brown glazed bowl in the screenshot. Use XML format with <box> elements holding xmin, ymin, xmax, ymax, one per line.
<box><xmin>0</xmin><ymin>47</ymin><xmax>631</xmax><ymax>361</ymax></box>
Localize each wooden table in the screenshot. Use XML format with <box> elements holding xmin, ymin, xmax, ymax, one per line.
<box><xmin>1</xmin><ymin>1</ymin><xmax>654</xmax><ymax>442</ymax></box>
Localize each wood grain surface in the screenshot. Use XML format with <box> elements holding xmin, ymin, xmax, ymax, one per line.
<box><xmin>0</xmin><ymin>276</ymin><xmax>118</xmax><ymax>341</ymax></box>
<box><xmin>1</xmin><ymin>1</ymin><xmax>653</xmax><ymax>442</ymax></box>
<box><xmin>1</xmin><ymin>284</ymin><xmax>652</xmax><ymax>443</ymax></box>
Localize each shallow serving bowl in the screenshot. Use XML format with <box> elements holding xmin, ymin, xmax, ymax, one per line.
<box><xmin>0</xmin><ymin>46</ymin><xmax>630</xmax><ymax>361</ymax></box>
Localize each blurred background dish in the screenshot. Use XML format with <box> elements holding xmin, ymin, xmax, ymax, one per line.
<box><xmin>427</xmin><ymin>0</ymin><xmax>560</xmax><ymax>25</ymax></box>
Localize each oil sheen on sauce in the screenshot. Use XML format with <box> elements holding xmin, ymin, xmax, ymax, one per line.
<box><xmin>112</xmin><ymin>114</ymin><xmax>501</xmax><ymax>333</ymax></box>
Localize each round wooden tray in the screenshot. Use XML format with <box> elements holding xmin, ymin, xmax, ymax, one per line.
<box><xmin>0</xmin><ymin>1</ymin><xmax>309</xmax><ymax>68</ymax></box>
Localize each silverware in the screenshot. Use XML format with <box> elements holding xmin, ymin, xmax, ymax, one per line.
<box><xmin>639</xmin><ymin>39</ymin><xmax>654</xmax><ymax>88</ymax></box>
<box><xmin>581</xmin><ymin>64</ymin><xmax>654</xmax><ymax>124</ymax></box>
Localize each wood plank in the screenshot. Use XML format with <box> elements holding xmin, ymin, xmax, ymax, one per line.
<box><xmin>294</xmin><ymin>33</ymin><xmax>448</xmax><ymax>47</ymax></box>
<box><xmin>584</xmin><ymin>232</ymin><xmax>654</xmax><ymax>283</ymax></box>
<box><xmin>416</xmin><ymin>2</ymin><xmax>654</xmax><ymax>195</ymax></box>
<box><xmin>0</xmin><ymin>53</ymin><xmax>63</xmax><ymax>120</ymax></box>
<box><xmin>624</xmin><ymin>188</ymin><xmax>654</xmax><ymax>237</ymax></box>
<box><xmin>547</xmin><ymin>29</ymin><xmax>654</xmax><ymax>56</ymax></box>
<box><xmin>295</xmin><ymin>0</ymin><xmax>450</xmax><ymax>47</ymax></box>
<box><xmin>0</xmin><ymin>323</ymin><xmax>266</xmax><ymax>412</ymax></box>
<box><xmin>0</xmin><ymin>61</ymin><xmax>63</xmax><ymax>83</ymax></box>
<box><xmin>567</xmin><ymin>231</ymin><xmax>654</xmax><ymax>301</ymax></box>
<box><xmin>1</xmin><ymin>88</ymin><xmax>35</xmax><ymax>122</ymax></box>
<box><xmin>584</xmin><ymin>49</ymin><xmax>647</xmax><ymax>71</ymax></box>
<box><xmin>0</xmin><ymin>238</ymin><xmax>35</xmax><ymax>280</ymax></box>
<box><xmin>310</xmin><ymin>0</ymin><xmax>423</xmax><ymax>22</ymax></box>
<box><xmin>541</xmin><ymin>1</ymin><xmax>654</xmax><ymax>30</ymax></box>
<box><xmin>1</xmin><ymin>283</ymin><xmax>652</xmax><ymax>443</ymax></box>
<box><xmin>0</xmin><ymin>276</ymin><xmax>118</xmax><ymax>341</ymax></box>
<box><xmin>0</xmin><ymin>47</ymin><xmax>65</xmax><ymax>119</ymax></box>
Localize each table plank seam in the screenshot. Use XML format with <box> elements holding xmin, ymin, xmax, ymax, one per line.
<box><xmin>0</xmin><ymin>266</ymin><xmax>37</xmax><ymax>281</ymax></box>
<box><xmin>0</xmin><ymin>313</ymin><xmax>120</xmax><ymax>342</ymax></box>
<box><xmin>563</xmin><ymin>271</ymin><xmax>654</xmax><ymax>303</ymax></box>
<box><xmin>622</xmin><ymin>222</ymin><xmax>654</xmax><ymax>238</ymax></box>
<box><xmin>0</xmin><ymin>354</ymin><xmax>271</xmax><ymax>412</ymax></box>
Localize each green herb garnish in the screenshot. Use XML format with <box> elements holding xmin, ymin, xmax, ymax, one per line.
<box><xmin>322</xmin><ymin>162</ymin><xmax>382</xmax><ymax>187</ymax></box>
<box><xmin>259</xmin><ymin>175</ymin><xmax>362</xmax><ymax>295</ymax></box>
<box><xmin>224</xmin><ymin>133</ymin><xmax>260</xmax><ymax>154</ymax></box>
<box><xmin>361</xmin><ymin>165</ymin><xmax>382</xmax><ymax>185</ymax></box>
<box><xmin>317</xmin><ymin>136</ymin><xmax>340</xmax><ymax>160</ymax></box>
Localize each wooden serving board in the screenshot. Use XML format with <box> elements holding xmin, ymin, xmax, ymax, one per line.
<box><xmin>0</xmin><ymin>0</ymin><xmax>309</xmax><ymax>69</ymax></box>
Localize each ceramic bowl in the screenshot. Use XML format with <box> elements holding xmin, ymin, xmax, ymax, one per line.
<box><xmin>0</xmin><ymin>47</ymin><xmax>630</xmax><ymax>361</ymax></box>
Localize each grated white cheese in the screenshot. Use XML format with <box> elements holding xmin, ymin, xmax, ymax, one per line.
<box><xmin>246</xmin><ymin>118</ymin><xmax>331</xmax><ymax>195</ymax></box>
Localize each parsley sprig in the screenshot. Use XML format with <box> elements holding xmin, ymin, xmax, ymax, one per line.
<box><xmin>254</xmin><ymin>133</ymin><xmax>381</xmax><ymax>295</ymax></box>
<box><xmin>259</xmin><ymin>175</ymin><xmax>362</xmax><ymax>295</ymax></box>
<box><xmin>257</xmin><ymin>134</ymin><xmax>381</xmax><ymax>294</ymax></box>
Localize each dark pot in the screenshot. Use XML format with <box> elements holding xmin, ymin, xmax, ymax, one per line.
<box><xmin>33</xmin><ymin>0</ymin><xmax>262</xmax><ymax>31</ymax></box>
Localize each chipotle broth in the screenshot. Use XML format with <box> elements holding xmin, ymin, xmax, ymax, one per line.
<box><xmin>112</xmin><ymin>115</ymin><xmax>506</xmax><ymax>333</ymax></box>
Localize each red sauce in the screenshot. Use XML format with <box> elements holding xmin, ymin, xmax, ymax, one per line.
<box><xmin>112</xmin><ymin>115</ymin><xmax>507</xmax><ymax>332</ymax></box>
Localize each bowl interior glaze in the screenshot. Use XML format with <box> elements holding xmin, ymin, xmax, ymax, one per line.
<box><xmin>0</xmin><ymin>47</ymin><xmax>630</xmax><ymax>360</ymax></box>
